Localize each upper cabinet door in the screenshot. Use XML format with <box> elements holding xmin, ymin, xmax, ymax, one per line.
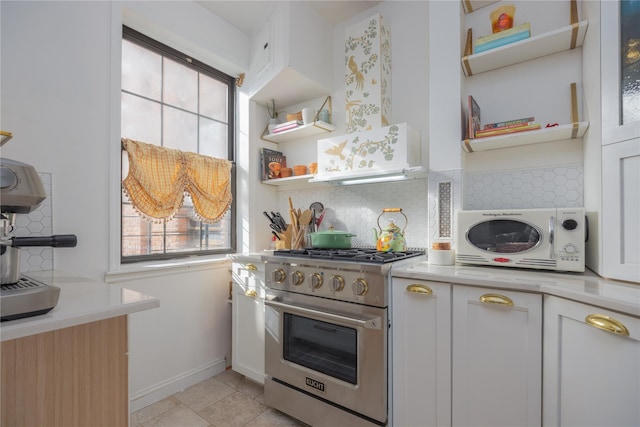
<box><xmin>602</xmin><ymin>137</ymin><xmax>640</xmax><ymax>283</ymax></box>
<box><xmin>602</xmin><ymin>0</ymin><xmax>640</xmax><ymax>145</ymax></box>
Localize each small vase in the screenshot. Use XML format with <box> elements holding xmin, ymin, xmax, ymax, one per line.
<box><xmin>268</xmin><ymin>118</ymin><xmax>279</xmax><ymax>133</ymax></box>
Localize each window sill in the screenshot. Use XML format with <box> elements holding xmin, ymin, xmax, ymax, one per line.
<box><xmin>105</xmin><ymin>255</ymin><xmax>231</xmax><ymax>283</ymax></box>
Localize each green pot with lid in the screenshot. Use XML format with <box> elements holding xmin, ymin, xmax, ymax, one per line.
<box><xmin>308</xmin><ymin>228</ymin><xmax>356</xmax><ymax>249</ymax></box>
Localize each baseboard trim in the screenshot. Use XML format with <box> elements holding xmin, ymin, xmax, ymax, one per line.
<box><xmin>129</xmin><ymin>357</ymin><xmax>227</xmax><ymax>413</ymax></box>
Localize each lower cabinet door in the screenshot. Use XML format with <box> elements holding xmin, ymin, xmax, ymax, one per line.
<box><xmin>231</xmin><ymin>280</ymin><xmax>265</xmax><ymax>384</ymax></box>
<box><xmin>452</xmin><ymin>285</ymin><xmax>542</xmax><ymax>427</ymax></box>
<box><xmin>391</xmin><ymin>278</ymin><xmax>451</xmax><ymax>427</ymax></box>
<box><xmin>543</xmin><ymin>295</ymin><xmax>640</xmax><ymax>426</ymax></box>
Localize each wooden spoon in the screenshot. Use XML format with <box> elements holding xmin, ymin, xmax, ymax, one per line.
<box><xmin>299</xmin><ymin>210</ymin><xmax>313</xmax><ymax>227</ymax></box>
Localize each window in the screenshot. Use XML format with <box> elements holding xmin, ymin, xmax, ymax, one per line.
<box><xmin>121</xmin><ymin>26</ymin><xmax>235</xmax><ymax>262</ymax></box>
<box><xmin>621</xmin><ymin>0</ymin><xmax>640</xmax><ymax>124</ymax></box>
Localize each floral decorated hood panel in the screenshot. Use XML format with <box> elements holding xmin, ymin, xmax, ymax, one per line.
<box><xmin>316</xmin><ymin>123</ymin><xmax>420</xmax><ymax>180</ymax></box>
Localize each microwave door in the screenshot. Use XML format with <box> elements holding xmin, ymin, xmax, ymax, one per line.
<box><xmin>467</xmin><ymin>219</ymin><xmax>542</xmax><ymax>254</ymax></box>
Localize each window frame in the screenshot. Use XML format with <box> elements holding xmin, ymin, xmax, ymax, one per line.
<box><xmin>121</xmin><ymin>25</ymin><xmax>236</xmax><ymax>263</ymax></box>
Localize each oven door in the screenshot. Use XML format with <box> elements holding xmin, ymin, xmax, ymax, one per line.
<box><xmin>264</xmin><ymin>289</ymin><xmax>387</xmax><ymax>424</ymax></box>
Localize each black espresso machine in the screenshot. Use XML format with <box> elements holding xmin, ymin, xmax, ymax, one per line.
<box><xmin>0</xmin><ymin>131</ymin><xmax>77</xmax><ymax>321</ymax></box>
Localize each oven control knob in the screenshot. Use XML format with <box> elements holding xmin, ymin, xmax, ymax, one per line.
<box><xmin>272</xmin><ymin>268</ymin><xmax>286</xmax><ymax>284</ymax></box>
<box><xmin>562</xmin><ymin>219</ymin><xmax>578</xmax><ymax>230</ymax></box>
<box><xmin>329</xmin><ymin>275</ymin><xmax>345</xmax><ymax>292</ymax></box>
<box><xmin>310</xmin><ymin>273</ymin><xmax>323</xmax><ymax>290</ymax></box>
<box><xmin>564</xmin><ymin>244</ymin><xmax>577</xmax><ymax>254</ymax></box>
<box><xmin>291</xmin><ymin>271</ymin><xmax>304</xmax><ymax>286</ymax></box>
<box><xmin>352</xmin><ymin>278</ymin><xmax>368</xmax><ymax>296</ymax></box>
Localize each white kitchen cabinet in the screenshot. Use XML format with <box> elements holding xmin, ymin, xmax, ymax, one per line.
<box><xmin>599</xmin><ymin>0</ymin><xmax>639</xmax><ymax>283</ymax></box>
<box><xmin>391</xmin><ymin>279</ymin><xmax>451</xmax><ymax>427</ymax></box>
<box><xmin>584</xmin><ymin>0</ymin><xmax>640</xmax><ymax>283</ymax></box>
<box><xmin>231</xmin><ymin>257</ymin><xmax>266</xmax><ymax>384</ymax></box>
<box><xmin>543</xmin><ymin>295</ymin><xmax>640</xmax><ymax>426</ymax></box>
<box><xmin>248</xmin><ymin>2</ymin><xmax>332</xmax><ymax>108</ymax></box>
<box><xmin>452</xmin><ymin>285</ymin><xmax>542</xmax><ymax>427</ymax></box>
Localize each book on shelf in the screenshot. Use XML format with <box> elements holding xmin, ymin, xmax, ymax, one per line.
<box><xmin>475</xmin><ymin>23</ymin><xmax>531</xmax><ymax>46</ymax></box>
<box><xmin>467</xmin><ymin>95</ymin><xmax>481</xmax><ymax>139</ymax></box>
<box><xmin>260</xmin><ymin>147</ymin><xmax>286</xmax><ymax>180</ymax></box>
<box><xmin>272</xmin><ymin>120</ymin><xmax>303</xmax><ymax>131</ymax></box>
<box><xmin>475</xmin><ymin>122</ymin><xmax>541</xmax><ymax>138</ymax></box>
<box><xmin>474</xmin><ymin>29</ymin><xmax>530</xmax><ymax>53</ymax></box>
<box><xmin>272</xmin><ymin>122</ymin><xmax>302</xmax><ymax>133</ymax></box>
<box><xmin>483</xmin><ymin>116</ymin><xmax>536</xmax><ymax>130</ymax></box>
<box><xmin>475</xmin><ymin>33</ymin><xmax>531</xmax><ymax>53</ymax></box>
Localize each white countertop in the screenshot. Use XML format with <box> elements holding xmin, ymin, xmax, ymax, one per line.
<box><xmin>392</xmin><ymin>262</ymin><xmax>640</xmax><ymax>317</ymax></box>
<box><xmin>1</xmin><ymin>270</ymin><xmax>159</xmax><ymax>341</ymax></box>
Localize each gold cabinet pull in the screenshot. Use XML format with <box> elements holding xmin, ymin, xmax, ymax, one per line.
<box><xmin>246</xmin><ymin>263</ymin><xmax>258</xmax><ymax>271</ymax></box>
<box><xmin>244</xmin><ymin>289</ymin><xmax>258</xmax><ymax>298</ymax></box>
<box><xmin>585</xmin><ymin>314</ymin><xmax>630</xmax><ymax>336</ymax></box>
<box><xmin>479</xmin><ymin>293</ymin><xmax>514</xmax><ymax>306</ymax></box>
<box><xmin>406</xmin><ymin>284</ymin><xmax>433</xmax><ymax>295</ymax></box>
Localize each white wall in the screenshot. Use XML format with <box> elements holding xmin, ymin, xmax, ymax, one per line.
<box><xmin>1</xmin><ymin>0</ymin><xmax>248</xmax><ymax>410</ymax></box>
<box><xmin>1</xmin><ymin>1</ymin><xmax>113</xmax><ymax>279</ymax></box>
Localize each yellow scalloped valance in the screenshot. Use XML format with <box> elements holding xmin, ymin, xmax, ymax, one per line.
<box><xmin>121</xmin><ymin>138</ymin><xmax>232</xmax><ymax>223</ymax></box>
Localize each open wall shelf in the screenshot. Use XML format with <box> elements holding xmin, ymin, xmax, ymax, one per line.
<box><xmin>462</xmin><ymin>20</ymin><xmax>588</xmax><ymax>77</ymax></box>
<box><xmin>261</xmin><ymin>121</ymin><xmax>336</xmax><ymax>143</ymax></box>
<box><xmin>462</xmin><ymin>121</ymin><xmax>589</xmax><ymax>152</ymax></box>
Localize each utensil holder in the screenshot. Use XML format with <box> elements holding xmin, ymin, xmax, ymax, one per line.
<box><xmin>276</xmin><ymin>225</ymin><xmax>292</xmax><ymax>249</ymax></box>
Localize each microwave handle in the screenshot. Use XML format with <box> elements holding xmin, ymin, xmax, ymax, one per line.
<box><xmin>264</xmin><ymin>299</ymin><xmax>382</xmax><ymax>330</ymax></box>
<box><xmin>549</xmin><ymin>216</ymin><xmax>556</xmax><ymax>259</ymax></box>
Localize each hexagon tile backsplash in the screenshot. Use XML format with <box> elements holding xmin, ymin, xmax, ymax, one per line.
<box><xmin>13</xmin><ymin>172</ymin><xmax>53</xmax><ymax>272</ymax></box>
<box><xmin>281</xmin><ymin>165</ymin><xmax>583</xmax><ymax>251</ymax></box>
<box><xmin>464</xmin><ymin>165</ymin><xmax>584</xmax><ymax>210</ymax></box>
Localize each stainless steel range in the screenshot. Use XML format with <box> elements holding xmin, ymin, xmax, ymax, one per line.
<box><xmin>262</xmin><ymin>248</ymin><xmax>425</xmax><ymax>427</ymax></box>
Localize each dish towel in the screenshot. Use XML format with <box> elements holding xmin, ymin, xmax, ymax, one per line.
<box><xmin>121</xmin><ymin>138</ymin><xmax>232</xmax><ymax>223</ymax></box>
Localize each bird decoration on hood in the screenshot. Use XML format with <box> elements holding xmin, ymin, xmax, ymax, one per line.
<box><xmin>325</xmin><ymin>140</ymin><xmax>347</xmax><ymax>160</ymax></box>
<box><xmin>348</xmin><ymin>56</ymin><xmax>365</xmax><ymax>91</ymax></box>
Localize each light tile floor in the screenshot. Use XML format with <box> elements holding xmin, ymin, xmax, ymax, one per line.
<box><xmin>131</xmin><ymin>370</ymin><xmax>308</xmax><ymax>427</ymax></box>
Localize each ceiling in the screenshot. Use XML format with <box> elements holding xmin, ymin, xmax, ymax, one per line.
<box><xmin>196</xmin><ymin>1</ymin><xmax>382</xmax><ymax>35</ymax></box>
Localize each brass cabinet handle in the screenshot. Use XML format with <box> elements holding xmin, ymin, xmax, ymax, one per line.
<box><xmin>585</xmin><ymin>314</ymin><xmax>630</xmax><ymax>336</ymax></box>
<box><xmin>244</xmin><ymin>289</ymin><xmax>258</xmax><ymax>298</ymax></box>
<box><xmin>479</xmin><ymin>293</ymin><xmax>514</xmax><ymax>306</ymax></box>
<box><xmin>246</xmin><ymin>263</ymin><xmax>258</xmax><ymax>271</ymax></box>
<box><xmin>406</xmin><ymin>284</ymin><xmax>433</xmax><ymax>295</ymax></box>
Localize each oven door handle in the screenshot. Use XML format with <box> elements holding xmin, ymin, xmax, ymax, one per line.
<box><xmin>264</xmin><ymin>299</ymin><xmax>382</xmax><ymax>330</ymax></box>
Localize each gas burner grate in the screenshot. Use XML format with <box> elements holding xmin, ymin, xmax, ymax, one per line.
<box><xmin>273</xmin><ymin>248</ymin><xmax>425</xmax><ymax>264</ymax></box>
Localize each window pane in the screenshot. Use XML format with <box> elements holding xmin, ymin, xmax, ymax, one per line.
<box><xmin>121</xmin><ymin>92</ymin><xmax>161</xmax><ymax>144</ymax></box>
<box><xmin>200</xmin><ymin>74</ymin><xmax>228</xmax><ymax>121</ymax></box>
<box><xmin>199</xmin><ymin>117</ymin><xmax>228</xmax><ymax>159</ymax></box>
<box><xmin>122</xmin><ymin>203</ymin><xmax>151</xmax><ymax>257</ymax></box>
<box><xmin>163</xmin><ymin>58</ymin><xmax>198</xmax><ymax>112</ymax></box>
<box><xmin>163</xmin><ymin>105</ymin><xmax>198</xmax><ymax>152</ymax></box>
<box><xmin>122</xmin><ymin>39</ymin><xmax>161</xmax><ymax>101</ymax></box>
<box><xmin>621</xmin><ymin>0</ymin><xmax>640</xmax><ymax>124</ymax></box>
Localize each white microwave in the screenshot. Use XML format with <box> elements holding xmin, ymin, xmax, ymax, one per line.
<box><xmin>456</xmin><ymin>208</ymin><xmax>586</xmax><ymax>272</ymax></box>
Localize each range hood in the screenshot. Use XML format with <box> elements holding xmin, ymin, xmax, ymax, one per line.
<box><xmin>312</xmin><ymin>122</ymin><xmax>424</xmax><ymax>186</ymax></box>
